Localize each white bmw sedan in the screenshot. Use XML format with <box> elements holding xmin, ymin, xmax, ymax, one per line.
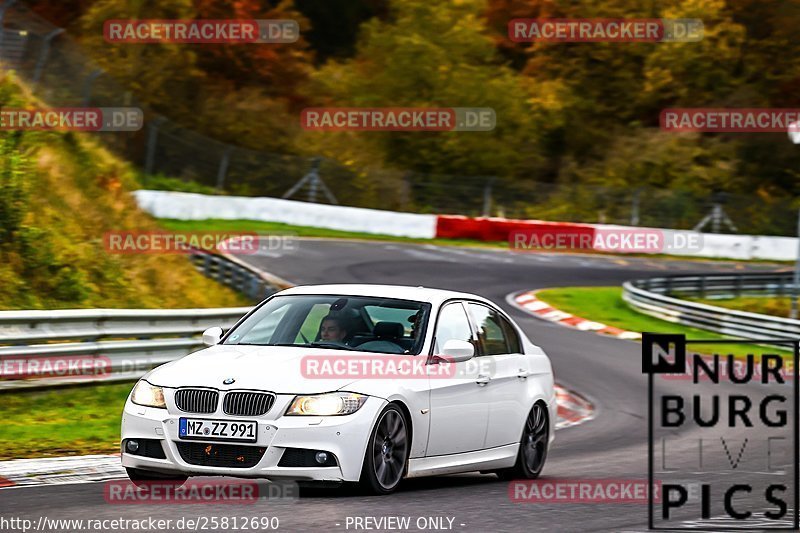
<box><xmin>121</xmin><ymin>284</ymin><xmax>555</xmax><ymax>494</ymax></box>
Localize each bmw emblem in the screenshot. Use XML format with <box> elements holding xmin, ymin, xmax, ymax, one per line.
<box><xmin>223</xmin><ymin>378</ymin><xmax>235</xmax><ymax>385</ymax></box>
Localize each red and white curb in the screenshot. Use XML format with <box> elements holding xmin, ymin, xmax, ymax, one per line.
<box><xmin>0</xmin><ymin>386</ymin><xmax>592</xmax><ymax>489</ymax></box>
<box><xmin>512</xmin><ymin>290</ymin><xmax>642</xmax><ymax>340</ymax></box>
<box><xmin>554</xmin><ymin>384</ymin><xmax>595</xmax><ymax>430</ymax></box>
<box><xmin>0</xmin><ymin>453</ymin><xmax>123</xmax><ymax>489</ymax></box>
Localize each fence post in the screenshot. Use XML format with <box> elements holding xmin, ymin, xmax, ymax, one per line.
<box><xmin>482</xmin><ymin>178</ymin><xmax>494</xmax><ymax>218</ymax></box>
<box><xmin>81</xmin><ymin>69</ymin><xmax>103</xmax><ymax>106</ymax></box>
<box><xmin>32</xmin><ymin>28</ymin><xmax>63</xmax><ymax>85</ymax></box>
<box><xmin>247</xmin><ymin>274</ymin><xmax>260</xmax><ymax>300</ymax></box>
<box><xmin>202</xmin><ymin>253</ymin><xmax>213</xmax><ymax>278</ymax></box>
<box><xmin>144</xmin><ymin>117</ymin><xmax>165</xmax><ymax>176</ymax></box>
<box><xmin>791</xmin><ymin>208</ymin><xmax>800</xmax><ymax>319</ymax></box>
<box><xmin>0</xmin><ymin>0</ymin><xmax>17</xmax><ymax>61</ymax></box>
<box><xmin>630</xmin><ymin>188</ymin><xmax>641</xmax><ymax>226</ymax></box>
<box><xmin>215</xmin><ymin>146</ymin><xmax>233</xmax><ymax>191</ymax></box>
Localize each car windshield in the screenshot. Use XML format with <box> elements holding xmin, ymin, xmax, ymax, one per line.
<box><xmin>223</xmin><ymin>294</ymin><xmax>430</xmax><ymax>355</ymax></box>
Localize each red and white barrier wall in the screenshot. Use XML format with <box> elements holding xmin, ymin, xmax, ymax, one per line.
<box><xmin>436</xmin><ymin>215</ymin><xmax>597</xmax><ymax>244</ymax></box>
<box><xmin>134</xmin><ymin>190</ymin><xmax>796</xmax><ymax>261</ymax></box>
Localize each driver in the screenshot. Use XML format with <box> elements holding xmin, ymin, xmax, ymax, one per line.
<box><xmin>319</xmin><ymin>314</ymin><xmax>349</xmax><ymax>343</ymax></box>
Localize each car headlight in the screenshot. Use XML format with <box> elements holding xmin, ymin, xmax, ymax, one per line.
<box><xmin>285</xmin><ymin>392</ymin><xmax>367</xmax><ymax>416</ymax></box>
<box><xmin>130</xmin><ymin>380</ymin><xmax>166</xmax><ymax>409</ymax></box>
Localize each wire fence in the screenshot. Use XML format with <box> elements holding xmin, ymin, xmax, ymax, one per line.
<box><xmin>0</xmin><ymin>1</ymin><xmax>796</xmax><ymax>236</ymax></box>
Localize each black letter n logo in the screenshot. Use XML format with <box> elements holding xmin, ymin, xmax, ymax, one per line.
<box><xmin>642</xmin><ymin>333</ymin><xmax>686</xmax><ymax>374</ymax></box>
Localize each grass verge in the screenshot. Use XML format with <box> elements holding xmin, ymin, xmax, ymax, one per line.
<box><xmin>685</xmin><ymin>296</ymin><xmax>790</xmax><ymax>318</ymax></box>
<box><xmin>0</xmin><ymin>382</ymin><xmax>133</xmax><ymax>460</ymax></box>
<box><xmin>535</xmin><ymin>286</ymin><xmax>792</xmax><ymax>358</ymax></box>
<box><xmin>157</xmin><ymin>218</ymin><xmax>496</xmax><ymax>248</ymax></box>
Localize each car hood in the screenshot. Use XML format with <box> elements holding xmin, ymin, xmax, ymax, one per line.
<box><xmin>146</xmin><ymin>344</ymin><xmax>368</xmax><ymax>394</ymax></box>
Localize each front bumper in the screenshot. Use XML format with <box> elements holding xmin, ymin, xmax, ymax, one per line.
<box><xmin>121</xmin><ymin>394</ymin><xmax>386</xmax><ymax>482</ymax></box>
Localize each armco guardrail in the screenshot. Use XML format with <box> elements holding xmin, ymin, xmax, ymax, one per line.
<box><xmin>622</xmin><ymin>272</ymin><xmax>800</xmax><ymax>341</ymax></box>
<box><xmin>0</xmin><ymin>307</ymin><xmax>250</xmax><ymax>390</ymax></box>
<box><xmin>0</xmin><ymin>251</ymin><xmax>292</xmax><ymax>391</ymax></box>
<box><xmin>189</xmin><ymin>250</ymin><xmax>290</xmax><ymax>302</ymax></box>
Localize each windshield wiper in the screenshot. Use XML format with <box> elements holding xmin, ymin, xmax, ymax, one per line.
<box><xmin>266</xmin><ymin>343</ymin><xmax>304</xmax><ymax>347</ymax></box>
<box><xmin>305</xmin><ymin>342</ymin><xmax>354</xmax><ymax>351</ymax></box>
<box><xmin>230</xmin><ymin>342</ymin><xmax>354</xmax><ymax>351</ymax></box>
<box><xmin>227</xmin><ymin>342</ymin><xmax>268</xmax><ymax>346</ymax></box>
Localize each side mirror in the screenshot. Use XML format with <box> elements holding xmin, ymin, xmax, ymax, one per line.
<box><xmin>202</xmin><ymin>326</ymin><xmax>223</xmax><ymax>346</ymax></box>
<box><xmin>440</xmin><ymin>339</ymin><xmax>474</xmax><ymax>362</ymax></box>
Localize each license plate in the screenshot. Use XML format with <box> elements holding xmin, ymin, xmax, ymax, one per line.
<box><xmin>178</xmin><ymin>418</ymin><xmax>258</xmax><ymax>442</ymax></box>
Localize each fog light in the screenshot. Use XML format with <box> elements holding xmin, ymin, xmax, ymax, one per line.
<box><xmin>126</xmin><ymin>440</ymin><xmax>139</xmax><ymax>453</ymax></box>
<box><xmin>315</xmin><ymin>451</ymin><xmax>328</xmax><ymax>464</ymax></box>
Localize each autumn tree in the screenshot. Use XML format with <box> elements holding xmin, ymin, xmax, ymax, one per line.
<box><xmin>79</xmin><ymin>0</ymin><xmax>206</xmax><ymax>123</ymax></box>
<box><xmin>303</xmin><ymin>0</ymin><xmax>562</xmax><ymax>185</ymax></box>
<box><xmin>193</xmin><ymin>0</ymin><xmax>314</xmax><ymax>105</ymax></box>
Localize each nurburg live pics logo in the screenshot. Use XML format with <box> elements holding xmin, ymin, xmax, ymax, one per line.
<box><xmin>642</xmin><ymin>333</ymin><xmax>800</xmax><ymax>530</ymax></box>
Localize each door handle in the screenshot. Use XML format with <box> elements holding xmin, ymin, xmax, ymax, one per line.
<box><xmin>517</xmin><ymin>368</ymin><xmax>530</xmax><ymax>379</ymax></box>
<box><xmin>476</xmin><ymin>374</ymin><xmax>491</xmax><ymax>386</ymax></box>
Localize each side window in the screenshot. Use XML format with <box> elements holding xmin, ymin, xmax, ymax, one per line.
<box><xmin>434</xmin><ymin>302</ymin><xmax>473</xmax><ymax>353</ymax></box>
<box><xmin>499</xmin><ymin>315</ymin><xmax>522</xmax><ymax>354</ymax></box>
<box><xmin>467</xmin><ymin>303</ymin><xmax>509</xmax><ymax>356</ymax></box>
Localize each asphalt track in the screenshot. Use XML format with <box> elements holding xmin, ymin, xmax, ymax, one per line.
<box><xmin>0</xmin><ymin>240</ymin><xmax>790</xmax><ymax>532</ymax></box>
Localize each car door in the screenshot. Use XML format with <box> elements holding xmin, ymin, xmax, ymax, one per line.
<box><xmin>425</xmin><ymin>301</ymin><xmax>490</xmax><ymax>456</ymax></box>
<box><xmin>466</xmin><ymin>302</ymin><xmax>530</xmax><ymax>449</ymax></box>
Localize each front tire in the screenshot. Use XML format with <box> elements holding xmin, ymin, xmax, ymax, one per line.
<box><xmin>126</xmin><ymin>467</ymin><xmax>188</xmax><ymax>489</ymax></box>
<box><xmin>497</xmin><ymin>402</ymin><xmax>549</xmax><ymax>480</ymax></box>
<box><xmin>359</xmin><ymin>404</ymin><xmax>409</xmax><ymax>495</ymax></box>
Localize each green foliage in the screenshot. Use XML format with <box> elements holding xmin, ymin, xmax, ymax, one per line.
<box><xmin>687</xmin><ymin>295</ymin><xmax>791</xmax><ymax>318</ymax></box>
<box><xmin>138</xmin><ymin>172</ymin><xmax>220</xmax><ymax>195</ymax></box>
<box><xmin>0</xmin><ymin>136</ymin><xmax>93</xmax><ymax>307</ymax></box>
<box><xmin>0</xmin><ymin>75</ymin><xmax>248</xmax><ymax>310</ymax></box>
<box><xmin>79</xmin><ymin>0</ymin><xmax>203</xmax><ymax>120</ymax></box>
<box><xmin>303</xmin><ymin>0</ymin><xmax>559</xmax><ymax>185</ymax></box>
<box><xmin>0</xmin><ymin>136</ymin><xmax>29</xmax><ymax>244</ymax></box>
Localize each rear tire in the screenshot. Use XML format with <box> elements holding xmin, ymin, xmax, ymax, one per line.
<box><xmin>496</xmin><ymin>402</ymin><xmax>549</xmax><ymax>481</ymax></box>
<box><xmin>125</xmin><ymin>467</ymin><xmax>188</xmax><ymax>489</ymax></box>
<box><xmin>359</xmin><ymin>404</ymin><xmax>409</xmax><ymax>495</ymax></box>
